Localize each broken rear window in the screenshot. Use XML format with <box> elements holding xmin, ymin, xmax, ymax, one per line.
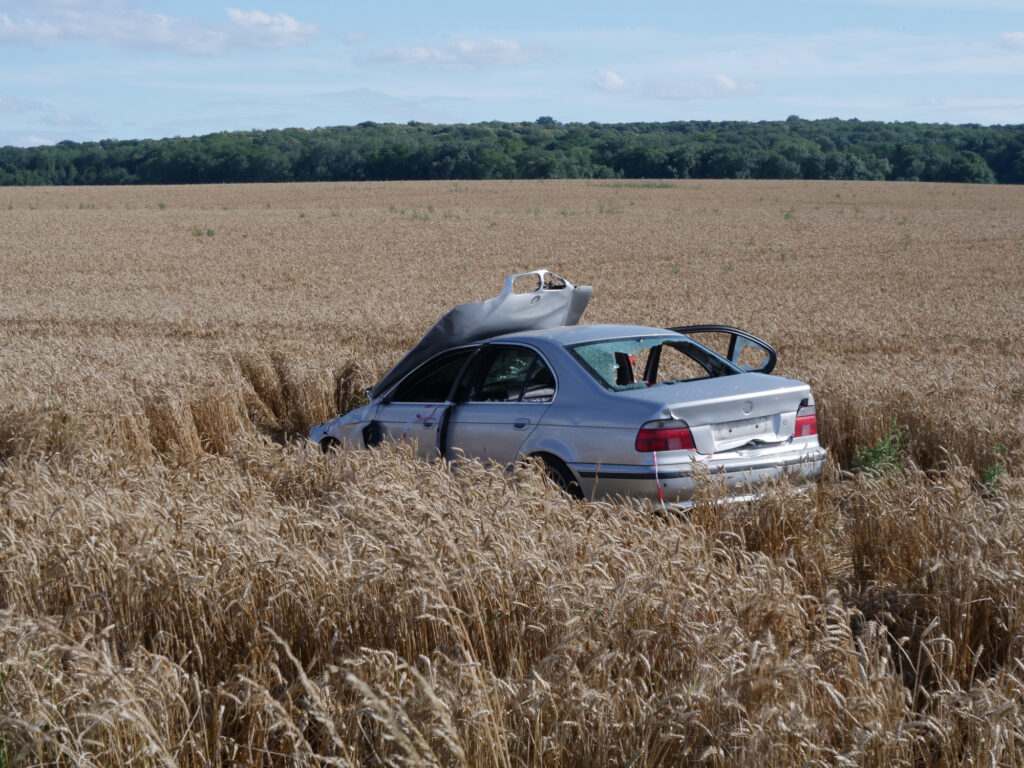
<box><xmin>568</xmin><ymin>336</ymin><xmax>738</xmax><ymax>392</ymax></box>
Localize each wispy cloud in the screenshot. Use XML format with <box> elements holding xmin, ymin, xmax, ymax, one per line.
<box><xmin>592</xmin><ymin>68</ymin><xmax>753</xmax><ymax>101</ymax></box>
<box><xmin>644</xmin><ymin>74</ymin><xmax>754</xmax><ymax>100</ymax></box>
<box><xmin>0</xmin><ymin>91</ymin><xmax>93</xmax><ymax>129</ymax></box>
<box><xmin>0</xmin><ymin>1</ymin><xmax>321</xmax><ymax>54</ymax></box>
<box><xmin>40</xmin><ymin>110</ymin><xmax>98</xmax><ymax>128</ymax></box>
<box><xmin>593</xmin><ymin>69</ymin><xmax>625</xmax><ymax>91</ymax></box>
<box><xmin>369</xmin><ymin>38</ymin><xmax>550</xmax><ymax>69</ymax></box>
<box><xmin>0</xmin><ymin>92</ymin><xmax>45</xmax><ymax>112</ymax></box>
<box><xmin>775</xmin><ymin>90</ymin><xmax>1024</xmax><ymax>120</ymax></box>
<box><xmin>223</xmin><ymin>8</ymin><xmax>319</xmax><ymax>49</ymax></box>
<box><xmin>0</xmin><ymin>12</ymin><xmax>59</xmax><ymax>45</ymax></box>
<box><xmin>1002</xmin><ymin>31</ymin><xmax>1024</xmax><ymax>49</ymax></box>
<box><xmin>558</xmin><ymin>25</ymin><xmax>1024</xmax><ymax>88</ymax></box>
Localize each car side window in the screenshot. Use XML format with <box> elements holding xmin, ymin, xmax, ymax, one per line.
<box><xmin>452</xmin><ymin>348</ymin><xmax>488</xmax><ymax>402</ymax></box>
<box><xmin>389</xmin><ymin>349</ymin><xmax>474</xmax><ymax>403</ymax></box>
<box><xmin>470</xmin><ymin>347</ymin><xmax>554</xmax><ymax>403</ymax></box>
<box><xmin>522</xmin><ymin>357</ymin><xmax>556</xmax><ymax>402</ymax></box>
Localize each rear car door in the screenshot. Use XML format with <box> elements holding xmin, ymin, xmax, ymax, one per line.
<box><xmin>376</xmin><ymin>348</ymin><xmax>475</xmax><ymax>458</ymax></box>
<box><xmin>446</xmin><ymin>344</ymin><xmax>555</xmax><ymax>465</ymax></box>
<box><xmin>669</xmin><ymin>325</ymin><xmax>777</xmax><ymax>374</ymax></box>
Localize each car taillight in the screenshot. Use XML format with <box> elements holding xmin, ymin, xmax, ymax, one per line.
<box><xmin>635</xmin><ymin>419</ymin><xmax>696</xmax><ymax>452</ymax></box>
<box><xmin>794</xmin><ymin>403</ymin><xmax>817</xmax><ymax>438</ymax></box>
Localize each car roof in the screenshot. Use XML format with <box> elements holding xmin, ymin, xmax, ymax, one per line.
<box><xmin>487</xmin><ymin>323</ymin><xmax>680</xmax><ymax>346</ymax></box>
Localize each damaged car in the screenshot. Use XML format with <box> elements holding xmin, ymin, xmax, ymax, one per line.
<box><xmin>310</xmin><ymin>271</ymin><xmax>826</xmax><ymax>506</ymax></box>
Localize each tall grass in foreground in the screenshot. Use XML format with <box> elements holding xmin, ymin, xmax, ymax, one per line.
<box><xmin>1</xmin><ymin>364</ymin><xmax>1022</xmax><ymax>766</ymax></box>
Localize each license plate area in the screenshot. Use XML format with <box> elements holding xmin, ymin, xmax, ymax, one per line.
<box><xmin>712</xmin><ymin>415</ymin><xmax>774</xmax><ymax>442</ymax></box>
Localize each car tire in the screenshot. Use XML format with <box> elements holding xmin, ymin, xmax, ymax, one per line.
<box><xmin>537</xmin><ymin>454</ymin><xmax>583</xmax><ymax>500</ymax></box>
<box><xmin>320</xmin><ymin>436</ymin><xmax>341</xmax><ymax>453</ymax></box>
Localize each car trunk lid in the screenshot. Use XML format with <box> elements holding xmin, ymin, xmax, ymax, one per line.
<box><xmin>619</xmin><ymin>373</ymin><xmax>810</xmax><ymax>454</ymax></box>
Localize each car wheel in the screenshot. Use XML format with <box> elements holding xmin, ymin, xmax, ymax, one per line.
<box><xmin>320</xmin><ymin>436</ymin><xmax>341</xmax><ymax>453</ymax></box>
<box><xmin>537</xmin><ymin>454</ymin><xmax>583</xmax><ymax>499</ymax></box>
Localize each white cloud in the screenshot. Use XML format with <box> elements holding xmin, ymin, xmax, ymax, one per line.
<box><xmin>0</xmin><ymin>13</ymin><xmax>60</xmax><ymax>45</ymax></box>
<box><xmin>644</xmin><ymin>74</ymin><xmax>754</xmax><ymax>101</ymax></box>
<box><xmin>370</xmin><ymin>38</ymin><xmax>548</xmax><ymax>69</ymax></box>
<box><xmin>224</xmin><ymin>8</ymin><xmax>319</xmax><ymax>49</ymax></box>
<box><xmin>0</xmin><ymin>2</ymin><xmax>321</xmax><ymax>54</ymax></box>
<box><xmin>710</xmin><ymin>74</ymin><xmax>739</xmax><ymax>92</ymax></box>
<box><xmin>1002</xmin><ymin>32</ymin><xmax>1024</xmax><ymax>49</ymax></box>
<box><xmin>594</xmin><ymin>69</ymin><xmax>625</xmax><ymax>91</ymax></box>
<box><xmin>23</xmin><ymin>135</ymin><xmax>55</xmax><ymax>146</ymax></box>
<box><xmin>588</xmin><ymin>61</ymin><xmax>751</xmax><ymax>102</ymax></box>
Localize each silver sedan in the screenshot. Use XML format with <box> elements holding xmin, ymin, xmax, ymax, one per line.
<box><xmin>311</xmin><ymin>273</ymin><xmax>826</xmax><ymax>506</ymax></box>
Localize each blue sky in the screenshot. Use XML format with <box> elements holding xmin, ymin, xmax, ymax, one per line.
<box><xmin>1</xmin><ymin>0</ymin><xmax>1023</xmax><ymax>146</ymax></box>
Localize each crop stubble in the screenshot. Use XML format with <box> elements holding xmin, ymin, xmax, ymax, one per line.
<box><xmin>1</xmin><ymin>180</ymin><xmax>1022</xmax><ymax>766</ymax></box>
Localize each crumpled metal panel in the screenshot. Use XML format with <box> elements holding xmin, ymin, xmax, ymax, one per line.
<box><xmin>369</xmin><ymin>270</ymin><xmax>592</xmax><ymax>399</ymax></box>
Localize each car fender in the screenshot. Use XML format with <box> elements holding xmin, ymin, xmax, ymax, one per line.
<box><xmin>311</xmin><ymin>404</ymin><xmax>377</xmax><ymax>448</ymax></box>
<box><xmin>519</xmin><ymin>431</ymin><xmax>579</xmax><ymax>471</ymax></box>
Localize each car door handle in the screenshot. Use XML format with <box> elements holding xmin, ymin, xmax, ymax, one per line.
<box><xmin>513</xmin><ymin>419</ymin><xmax>530</xmax><ymax>429</ymax></box>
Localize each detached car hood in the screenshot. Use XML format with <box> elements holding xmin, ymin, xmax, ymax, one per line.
<box><xmin>369</xmin><ymin>270</ymin><xmax>593</xmax><ymax>399</ymax></box>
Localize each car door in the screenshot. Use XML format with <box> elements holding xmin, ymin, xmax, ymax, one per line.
<box><xmin>669</xmin><ymin>325</ymin><xmax>777</xmax><ymax>374</ymax></box>
<box><xmin>445</xmin><ymin>344</ymin><xmax>555</xmax><ymax>465</ymax></box>
<box><xmin>376</xmin><ymin>348</ymin><xmax>475</xmax><ymax>458</ymax></box>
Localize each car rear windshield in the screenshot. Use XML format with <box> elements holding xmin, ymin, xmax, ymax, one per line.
<box><xmin>567</xmin><ymin>335</ymin><xmax>739</xmax><ymax>392</ymax></box>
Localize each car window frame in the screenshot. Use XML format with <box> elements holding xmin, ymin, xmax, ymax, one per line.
<box><xmin>382</xmin><ymin>346</ymin><xmax>480</xmax><ymax>404</ymax></box>
<box><xmin>519</xmin><ymin>353</ymin><xmax>558</xmax><ymax>403</ymax></box>
<box><xmin>668</xmin><ymin>325</ymin><xmax>778</xmax><ymax>374</ymax></box>
<box><xmin>566</xmin><ymin>334</ymin><xmax>740</xmax><ymax>392</ymax></box>
<box><xmin>455</xmin><ymin>342</ymin><xmax>558</xmax><ymax>405</ymax></box>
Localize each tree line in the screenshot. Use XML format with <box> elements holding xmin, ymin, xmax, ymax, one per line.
<box><xmin>2</xmin><ymin>116</ymin><xmax>1022</xmax><ymax>186</ymax></box>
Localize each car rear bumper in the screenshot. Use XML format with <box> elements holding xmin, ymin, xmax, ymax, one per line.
<box><xmin>570</xmin><ymin>446</ymin><xmax>826</xmax><ymax>505</ymax></box>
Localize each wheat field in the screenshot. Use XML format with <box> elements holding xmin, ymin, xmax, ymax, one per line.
<box><xmin>1</xmin><ymin>179</ymin><xmax>1022</xmax><ymax>766</ymax></box>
